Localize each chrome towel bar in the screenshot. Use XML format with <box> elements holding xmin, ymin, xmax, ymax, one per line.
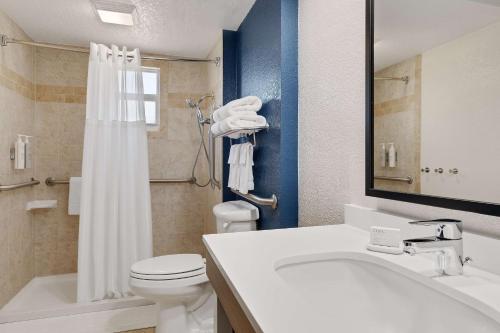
<box><xmin>374</xmin><ymin>175</ymin><xmax>413</xmax><ymax>184</ymax></box>
<box><xmin>45</xmin><ymin>177</ymin><xmax>196</xmax><ymax>186</ymax></box>
<box><xmin>0</xmin><ymin>178</ymin><xmax>40</xmax><ymax>192</ymax></box>
<box><xmin>230</xmin><ymin>189</ymin><xmax>278</xmax><ymax>210</ymax></box>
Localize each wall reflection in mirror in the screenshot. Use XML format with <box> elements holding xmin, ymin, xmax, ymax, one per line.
<box><xmin>373</xmin><ymin>0</ymin><xmax>500</xmax><ymax>204</ymax></box>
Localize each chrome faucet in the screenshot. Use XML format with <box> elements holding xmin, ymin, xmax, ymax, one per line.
<box><xmin>403</xmin><ymin>219</ymin><xmax>471</xmax><ymax>276</ymax></box>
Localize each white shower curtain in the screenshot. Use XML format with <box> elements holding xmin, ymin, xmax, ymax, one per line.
<box><xmin>77</xmin><ymin>43</ymin><xmax>153</xmax><ymax>302</ymax></box>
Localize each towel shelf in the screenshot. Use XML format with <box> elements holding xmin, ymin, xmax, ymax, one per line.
<box><xmin>209</xmin><ymin>124</ymin><xmax>270</xmax><ymax>190</ymax></box>
<box><xmin>211</xmin><ymin>124</ymin><xmax>269</xmax><ymax>139</ymax></box>
<box><xmin>230</xmin><ymin>189</ymin><xmax>278</xmax><ymax>210</ymax></box>
<box><xmin>45</xmin><ymin>177</ymin><xmax>196</xmax><ymax>186</ymax></box>
<box><xmin>374</xmin><ymin>175</ymin><xmax>413</xmax><ymax>184</ymax></box>
<box><xmin>0</xmin><ymin>178</ymin><xmax>40</xmax><ymax>192</ymax></box>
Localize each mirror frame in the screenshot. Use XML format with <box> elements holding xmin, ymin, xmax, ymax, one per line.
<box><xmin>365</xmin><ymin>0</ymin><xmax>500</xmax><ymax>217</ymax></box>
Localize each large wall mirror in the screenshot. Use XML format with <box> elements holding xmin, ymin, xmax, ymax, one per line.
<box><xmin>366</xmin><ymin>0</ymin><xmax>500</xmax><ymax>216</ymax></box>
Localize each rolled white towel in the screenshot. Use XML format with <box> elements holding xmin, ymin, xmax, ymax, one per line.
<box><xmin>212</xmin><ymin>96</ymin><xmax>262</xmax><ymax>122</ymax></box>
<box><xmin>211</xmin><ymin>114</ymin><xmax>267</xmax><ymax>138</ymax></box>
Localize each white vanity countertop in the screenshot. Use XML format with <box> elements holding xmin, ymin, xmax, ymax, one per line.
<box><xmin>203</xmin><ymin>223</ymin><xmax>500</xmax><ymax>333</ymax></box>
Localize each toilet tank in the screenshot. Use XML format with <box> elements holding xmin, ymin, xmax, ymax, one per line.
<box><xmin>213</xmin><ymin>201</ymin><xmax>259</xmax><ymax>233</ymax></box>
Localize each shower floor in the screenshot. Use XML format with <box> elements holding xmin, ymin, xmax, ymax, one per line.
<box><xmin>0</xmin><ymin>273</ymin><xmax>154</xmax><ymax>324</ymax></box>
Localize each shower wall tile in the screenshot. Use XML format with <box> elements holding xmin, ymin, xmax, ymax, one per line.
<box><xmin>36</xmin><ymin>85</ymin><xmax>86</xmax><ymax>104</ymax></box>
<box><xmin>0</xmin><ymin>10</ymin><xmax>35</xmax><ymax>308</ymax></box>
<box><xmin>32</xmin><ymin>47</ymin><xmax>88</xmax><ymax>276</ymax></box>
<box><xmin>167</xmin><ymin>62</ymin><xmax>210</xmax><ymax>94</ymax></box>
<box><xmin>35</xmin><ymin>48</ymin><xmax>88</xmax><ymax>87</ymax></box>
<box><xmin>145</xmin><ymin>59</ymin><xmax>216</xmax><ymax>258</ymax></box>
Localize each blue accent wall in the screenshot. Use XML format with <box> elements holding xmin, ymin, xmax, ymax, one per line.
<box><xmin>222</xmin><ymin>0</ymin><xmax>298</xmax><ymax>230</ymax></box>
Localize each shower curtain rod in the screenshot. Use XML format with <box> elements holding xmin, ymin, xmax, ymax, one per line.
<box><xmin>0</xmin><ymin>34</ymin><xmax>220</xmax><ymax>65</ymax></box>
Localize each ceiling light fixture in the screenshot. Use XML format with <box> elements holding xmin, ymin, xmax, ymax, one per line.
<box><xmin>94</xmin><ymin>0</ymin><xmax>137</xmax><ymax>26</ymax></box>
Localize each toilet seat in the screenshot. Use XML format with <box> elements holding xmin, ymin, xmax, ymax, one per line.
<box><xmin>130</xmin><ymin>268</ymin><xmax>205</xmax><ymax>281</ymax></box>
<box><xmin>130</xmin><ymin>254</ymin><xmax>206</xmax><ymax>281</ymax></box>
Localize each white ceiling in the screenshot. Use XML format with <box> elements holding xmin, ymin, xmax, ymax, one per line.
<box><xmin>375</xmin><ymin>0</ymin><xmax>500</xmax><ymax>70</ymax></box>
<box><xmin>0</xmin><ymin>0</ymin><xmax>255</xmax><ymax>58</ymax></box>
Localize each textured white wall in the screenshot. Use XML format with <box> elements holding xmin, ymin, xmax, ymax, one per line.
<box><xmin>298</xmin><ymin>0</ymin><xmax>500</xmax><ymax>238</ymax></box>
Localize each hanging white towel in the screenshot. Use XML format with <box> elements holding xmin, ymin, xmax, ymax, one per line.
<box><xmin>238</xmin><ymin>143</ymin><xmax>248</xmax><ymax>194</ymax></box>
<box><xmin>212</xmin><ymin>96</ymin><xmax>262</xmax><ymax>122</ymax></box>
<box><xmin>211</xmin><ymin>114</ymin><xmax>267</xmax><ymax>138</ymax></box>
<box><xmin>237</xmin><ymin>142</ymin><xmax>254</xmax><ymax>194</ymax></box>
<box><xmin>68</xmin><ymin>177</ymin><xmax>82</xmax><ymax>215</ymax></box>
<box><xmin>228</xmin><ymin>144</ymin><xmax>241</xmax><ymax>190</ymax></box>
<box><xmin>247</xmin><ymin>144</ymin><xmax>254</xmax><ymax>192</ymax></box>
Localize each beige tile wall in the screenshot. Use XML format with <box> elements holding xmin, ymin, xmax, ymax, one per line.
<box><xmin>373</xmin><ymin>56</ymin><xmax>422</xmax><ymax>193</ymax></box>
<box><xmin>32</xmin><ymin>48</ymin><xmax>87</xmax><ymax>276</ymax></box>
<box><xmin>0</xmin><ymin>10</ymin><xmax>36</xmax><ymax>307</ymax></box>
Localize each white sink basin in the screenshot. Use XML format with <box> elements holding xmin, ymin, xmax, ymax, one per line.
<box><xmin>275</xmin><ymin>252</ymin><xmax>500</xmax><ymax>333</ymax></box>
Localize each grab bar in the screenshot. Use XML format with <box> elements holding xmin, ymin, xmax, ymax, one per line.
<box><xmin>375</xmin><ymin>76</ymin><xmax>409</xmax><ymax>84</ymax></box>
<box><xmin>0</xmin><ymin>178</ymin><xmax>40</xmax><ymax>192</ymax></box>
<box><xmin>231</xmin><ymin>189</ymin><xmax>278</xmax><ymax>210</ymax></box>
<box><xmin>209</xmin><ymin>129</ymin><xmax>221</xmax><ymax>189</ymax></box>
<box><xmin>45</xmin><ymin>177</ymin><xmax>196</xmax><ymax>186</ymax></box>
<box><xmin>374</xmin><ymin>175</ymin><xmax>413</xmax><ymax>184</ymax></box>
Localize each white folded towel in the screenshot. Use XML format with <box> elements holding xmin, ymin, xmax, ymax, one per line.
<box><xmin>212</xmin><ymin>96</ymin><xmax>262</xmax><ymax>122</ymax></box>
<box><xmin>68</xmin><ymin>177</ymin><xmax>82</xmax><ymax>215</ymax></box>
<box><xmin>211</xmin><ymin>114</ymin><xmax>267</xmax><ymax>139</ymax></box>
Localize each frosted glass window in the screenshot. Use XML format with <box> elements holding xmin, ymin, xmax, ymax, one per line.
<box><xmin>141</xmin><ymin>67</ymin><xmax>160</xmax><ymax>131</ymax></box>
<box><xmin>143</xmin><ymin>71</ymin><xmax>158</xmax><ymax>95</ymax></box>
<box><xmin>122</xmin><ymin>67</ymin><xmax>160</xmax><ymax>130</ymax></box>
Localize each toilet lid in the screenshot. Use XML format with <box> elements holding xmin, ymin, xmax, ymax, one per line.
<box><xmin>131</xmin><ymin>254</ymin><xmax>205</xmax><ymax>276</ymax></box>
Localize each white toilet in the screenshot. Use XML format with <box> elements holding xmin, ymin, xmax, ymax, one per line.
<box><xmin>129</xmin><ymin>200</ymin><xmax>259</xmax><ymax>333</ymax></box>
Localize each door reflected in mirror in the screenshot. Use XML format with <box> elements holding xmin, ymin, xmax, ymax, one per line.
<box><xmin>373</xmin><ymin>0</ymin><xmax>500</xmax><ymax>204</ymax></box>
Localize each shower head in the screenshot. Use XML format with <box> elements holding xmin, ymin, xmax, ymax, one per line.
<box><xmin>197</xmin><ymin>94</ymin><xmax>214</xmax><ymax>105</ymax></box>
<box><xmin>185</xmin><ymin>94</ymin><xmax>215</xmax><ymax>109</ymax></box>
<box><xmin>185</xmin><ymin>95</ymin><xmax>215</xmax><ymax>125</ymax></box>
<box><xmin>185</xmin><ymin>98</ymin><xmax>198</xmax><ymax>109</ymax></box>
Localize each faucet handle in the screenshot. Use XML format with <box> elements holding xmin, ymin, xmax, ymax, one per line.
<box><xmin>409</xmin><ymin>219</ymin><xmax>463</xmax><ymax>240</ymax></box>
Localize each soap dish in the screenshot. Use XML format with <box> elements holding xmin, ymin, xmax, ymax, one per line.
<box><xmin>366</xmin><ymin>243</ymin><xmax>404</xmax><ymax>255</ymax></box>
<box><xmin>26</xmin><ymin>200</ymin><xmax>58</xmax><ymax>211</ymax></box>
